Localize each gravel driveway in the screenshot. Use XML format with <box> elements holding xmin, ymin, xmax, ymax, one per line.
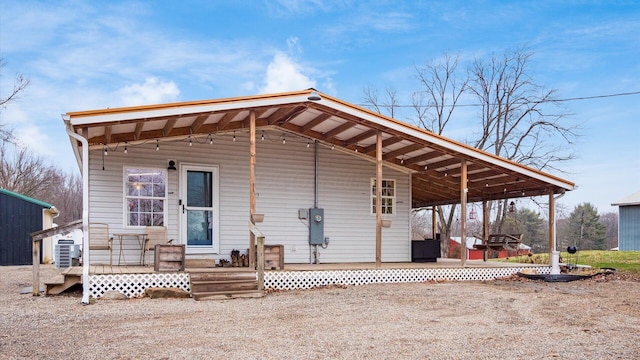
<box><xmin>1</xmin><ymin>265</ymin><xmax>639</xmax><ymax>359</ymax></box>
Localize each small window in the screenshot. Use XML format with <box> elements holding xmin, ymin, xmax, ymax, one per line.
<box><xmin>124</xmin><ymin>168</ymin><xmax>167</xmax><ymax>227</ymax></box>
<box><xmin>371</xmin><ymin>178</ymin><xmax>395</xmax><ymax>215</ymax></box>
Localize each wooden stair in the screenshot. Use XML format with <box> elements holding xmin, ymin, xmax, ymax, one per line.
<box><xmin>189</xmin><ymin>270</ymin><xmax>263</xmax><ymax>300</ymax></box>
<box><xmin>45</xmin><ymin>272</ymin><xmax>82</xmax><ymax>295</ymax></box>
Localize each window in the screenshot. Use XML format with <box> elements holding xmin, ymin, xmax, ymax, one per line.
<box><xmin>125</xmin><ymin>168</ymin><xmax>166</xmax><ymax>227</ymax></box>
<box><xmin>371</xmin><ymin>178</ymin><xmax>395</xmax><ymax>215</ymax></box>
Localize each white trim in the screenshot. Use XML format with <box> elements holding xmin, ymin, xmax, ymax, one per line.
<box><xmin>69</xmin><ymin>95</ymin><xmax>311</xmax><ymax>126</ymax></box>
<box><xmin>122</xmin><ymin>166</ymin><xmax>168</xmax><ymax>229</ymax></box>
<box><xmin>370</xmin><ymin>178</ymin><xmax>396</xmax><ymax>215</ymax></box>
<box><xmin>179</xmin><ymin>163</ymin><xmax>221</xmax><ymax>255</ymax></box>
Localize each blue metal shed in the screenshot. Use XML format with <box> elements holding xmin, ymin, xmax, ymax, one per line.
<box><xmin>612</xmin><ymin>191</ymin><xmax>640</xmax><ymax>251</ymax></box>
<box><xmin>0</xmin><ymin>188</ymin><xmax>57</xmax><ymax>265</ymax></box>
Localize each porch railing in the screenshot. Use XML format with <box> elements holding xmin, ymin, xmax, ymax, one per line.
<box><xmin>249</xmin><ymin>221</ymin><xmax>265</xmax><ymax>291</ymax></box>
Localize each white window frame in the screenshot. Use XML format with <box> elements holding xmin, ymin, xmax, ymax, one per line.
<box><xmin>371</xmin><ymin>178</ymin><xmax>396</xmax><ymax>215</ymax></box>
<box><xmin>123</xmin><ymin>167</ymin><xmax>168</xmax><ymax>229</ymax></box>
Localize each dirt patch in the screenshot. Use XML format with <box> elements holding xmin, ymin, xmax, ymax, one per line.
<box><xmin>1</xmin><ymin>265</ymin><xmax>640</xmax><ymax>359</ymax></box>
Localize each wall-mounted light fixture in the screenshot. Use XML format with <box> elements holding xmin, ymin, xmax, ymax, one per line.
<box><xmin>167</xmin><ymin>160</ymin><xmax>177</xmax><ymax>171</ymax></box>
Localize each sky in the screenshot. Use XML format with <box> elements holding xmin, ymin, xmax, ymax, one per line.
<box><xmin>0</xmin><ymin>0</ymin><xmax>638</xmax><ymax>215</ymax></box>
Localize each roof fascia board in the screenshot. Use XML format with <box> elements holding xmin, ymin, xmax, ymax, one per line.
<box><xmin>67</xmin><ymin>94</ymin><xmax>311</xmax><ymax>126</ymax></box>
<box><xmin>321</xmin><ymin>98</ymin><xmax>574</xmax><ymax>191</ymax></box>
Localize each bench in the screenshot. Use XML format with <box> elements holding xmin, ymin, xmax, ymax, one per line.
<box><xmin>473</xmin><ymin>233</ymin><xmax>523</xmax><ymax>261</ymax></box>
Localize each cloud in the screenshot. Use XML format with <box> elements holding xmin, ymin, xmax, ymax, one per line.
<box><xmin>116</xmin><ymin>77</ymin><xmax>180</xmax><ymax>107</ymax></box>
<box><xmin>259</xmin><ymin>52</ymin><xmax>316</xmax><ymax>93</ymax></box>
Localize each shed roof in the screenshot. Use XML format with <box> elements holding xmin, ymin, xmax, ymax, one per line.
<box><xmin>0</xmin><ymin>188</ymin><xmax>54</xmax><ymax>209</ymax></box>
<box><xmin>63</xmin><ymin>89</ymin><xmax>574</xmax><ymax>207</ymax></box>
<box><xmin>612</xmin><ymin>190</ymin><xmax>640</xmax><ymax>206</ymax></box>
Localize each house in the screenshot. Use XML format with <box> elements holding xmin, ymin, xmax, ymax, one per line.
<box><xmin>612</xmin><ymin>191</ymin><xmax>640</xmax><ymax>250</ymax></box>
<box><xmin>0</xmin><ymin>188</ymin><xmax>59</xmax><ymax>265</ymax></box>
<box><xmin>449</xmin><ymin>236</ymin><xmax>531</xmax><ymax>260</ymax></box>
<box><xmin>61</xmin><ymin>89</ymin><xmax>574</xmax><ymax>301</ymax></box>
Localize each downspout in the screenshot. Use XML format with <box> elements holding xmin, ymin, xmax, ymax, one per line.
<box><xmin>64</xmin><ymin>118</ymin><xmax>90</xmax><ymax>305</ymax></box>
<box><xmin>311</xmin><ymin>140</ymin><xmax>319</xmax><ymax>263</ymax></box>
<box><xmin>550</xmin><ymin>192</ymin><xmax>565</xmax><ymax>274</ymax></box>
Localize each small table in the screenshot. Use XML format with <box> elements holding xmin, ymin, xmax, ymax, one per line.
<box><xmin>113</xmin><ymin>233</ymin><xmax>147</xmax><ymax>265</ymax></box>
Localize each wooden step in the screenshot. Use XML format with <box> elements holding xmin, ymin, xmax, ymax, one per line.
<box><xmin>192</xmin><ymin>289</ymin><xmax>264</xmax><ymax>301</ymax></box>
<box><xmin>45</xmin><ymin>274</ymin><xmax>82</xmax><ymax>295</ymax></box>
<box><xmin>185</xmin><ymin>259</ymin><xmax>217</xmax><ymax>268</ymax></box>
<box><xmin>189</xmin><ymin>271</ymin><xmax>262</xmax><ymax>301</ymax></box>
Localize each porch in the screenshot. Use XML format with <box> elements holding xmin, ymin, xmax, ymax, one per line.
<box><xmin>48</xmin><ymin>259</ymin><xmax>550</xmax><ymax>299</ymax></box>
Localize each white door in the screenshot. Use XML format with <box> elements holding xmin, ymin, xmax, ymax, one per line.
<box><xmin>180</xmin><ymin>164</ymin><xmax>220</xmax><ymax>254</ymax></box>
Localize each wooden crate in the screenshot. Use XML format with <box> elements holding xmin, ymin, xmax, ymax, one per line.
<box><xmin>255</xmin><ymin>244</ymin><xmax>284</xmax><ymax>270</ymax></box>
<box><xmin>154</xmin><ymin>244</ymin><xmax>186</xmax><ymax>271</ymax></box>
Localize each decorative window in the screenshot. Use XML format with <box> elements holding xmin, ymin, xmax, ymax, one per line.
<box><xmin>124</xmin><ymin>168</ymin><xmax>166</xmax><ymax>227</ymax></box>
<box><xmin>371</xmin><ymin>178</ymin><xmax>395</xmax><ymax>215</ymax></box>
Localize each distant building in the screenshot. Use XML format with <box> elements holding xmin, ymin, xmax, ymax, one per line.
<box><xmin>0</xmin><ymin>188</ymin><xmax>59</xmax><ymax>265</ymax></box>
<box><xmin>612</xmin><ymin>191</ymin><xmax>640</xmax><ymax>251</ymax></box>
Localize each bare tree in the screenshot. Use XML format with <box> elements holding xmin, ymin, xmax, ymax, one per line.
<box><xmin>468</xmin><ymin>48</ymin><xmax>578</xmax><ymax>231</ymax></box>
<box><xmin>411</xmin><ymin>54</ymin><xmax>468</xmax><ymax>256</ymax></box>
<box><xmin>0</xmin><ymin>143</ymin><xmax>60</xmax><ymax>198</ymax></box>
<box><xmin>362</xmin><ymin>85</ymin><xmax>400</xmax><ymax>119</ymax></box>
<box><xmin>0</xmin><ymin>58</ymin><xmax>31</xmax><ymax>144</ymax></box>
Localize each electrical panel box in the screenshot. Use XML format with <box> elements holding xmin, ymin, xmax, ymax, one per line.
<box><xmin>308</xmin><ymin>208</ymin><xmax>324</xmax><ymax>245</ymax></box>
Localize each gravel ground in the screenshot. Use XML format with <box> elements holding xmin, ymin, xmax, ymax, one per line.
<box><xmin>1</xmin><ymin>265</ymin><xmax>640</xmax><ymax>359</ymax></box>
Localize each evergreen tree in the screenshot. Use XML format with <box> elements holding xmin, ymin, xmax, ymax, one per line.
<box><xmin>560</xmin><ymin>203</ymin><xmax>606</xmax><ymax>250</ymax></box>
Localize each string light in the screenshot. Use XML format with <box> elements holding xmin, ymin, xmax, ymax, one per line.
<box><xmin>103</xmin><ymin>146</ymin><xmax>108</xmax><ymax>156</ymax></box>
<box><xmin>124</xmin><ymin>142</ymin><xmax>128</xmax><ymax>154</ymax></box>
<box><xmin>189</xmin><ymin>136</ymin><xmax>193</xmax><ymax>146</ymax></box>
<box><xmin>209</xmin><ymin>134</ymin><xmax>213</xmax><ymax>144</ymax></box>
<box><xmin>282</xmin><ymin>134</ymin><xmax>286</xmax><ymax>144</ymax></box>
<box><xmin>307</xmin><ymin>141</ymin><xmax>310</xmax><ymax>148</ymax></box>
<box><xmin>261</xmin><ymin>131</ymin><xmax>265</xmax><ymax>141</ymax></box>
<box><xmin>233</xmin><ymin>131</ymin><xmax>236</xmax><ymax>142</ymax></box>
<box><xmin>331</xmin><ymin>144</ymin><xmax>335</xmax><ymax>150</ymax></box>
<box><xmin>156</xmin><ymin>139</ymin><xmax>160</xmax><ymax>151</ymax></box>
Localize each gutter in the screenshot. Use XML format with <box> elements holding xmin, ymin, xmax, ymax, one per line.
<box><xmin>64</xmin><ymin>117</ymin><xmax>91</xmax><ymax>305</ymax></box>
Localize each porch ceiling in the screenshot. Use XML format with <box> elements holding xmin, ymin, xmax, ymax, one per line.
<box><xmin>64</xmin><ymin>89</ymin><xmax>574</xmax><ymax>208</ymax></box>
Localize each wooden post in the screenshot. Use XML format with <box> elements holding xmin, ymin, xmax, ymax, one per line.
<box><xmin>431</xmin><ymin>205</ymin><xmax>437</xmax><ymax>240</ymax></box>
<box><xmin>548</xmin><ymin>189</ymin><xmax>555</xmax><ymax>264</ymax></box>
<box><xmin>257</xmin><ymin>235</ymin><xmax>264</xmax><ymax>292</ymax></box>
<box><xmin>483</xmin><ymin>200</ymin><xmax>489</xmax><ymax>261</ymax></box>
<box><xmin>249</xmin><ymin>111</ymin><xmax>257</xmax><ymax>268</ymax></box>
<box><xmin>375</xmin><ymin>131</ymin><xmax>383</xmax><ymax>268</ymax></box>
<box><xmin>32</xmin><ymin>239</ymin><xmax>40</xmax><ymax>296</ymax></box>
<box><xmin>460</xmin><ymin>159</ymin><xmax>467</xmax><ymax>266</ymax></box>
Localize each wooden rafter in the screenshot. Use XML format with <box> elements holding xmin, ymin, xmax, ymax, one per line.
<box><xmin>217</xmin><ymin>110</ymin><xmax>240</xmax><ymax>131</ymax></box>
<box><xmin>362</xmin><ymin>137</ymin><xmax>402</xmax><ymax>154</ymax></box>
<box><xmin>300</xmin><ymin>113</ymin><xmax>331</xmax><ymax>134</ymax></box>
<box><xmin>162</xmin><ymin>117</ymin><xmax>178</xmax><ymax>137</ymax></box>
<box><xmin>382</xmin><ymin>143</ymin><xmax>425</xmax><ymax>161</ymax></box>
<box><xmin>322</xmin><ymin>122</ymin><xmax>355</xmax><ymax>141</ymax></box>
<box><xmin>190</xmin><ymin>113</ymin><xmax>210</xmax><ymax>133</ymax></box>
<box><xmin>343</xmin><ymin>129</ymin><xmax>377</xmax><ymax>147</ymax></box>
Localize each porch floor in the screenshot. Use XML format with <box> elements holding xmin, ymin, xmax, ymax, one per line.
<box><xmin>64</xmin><ymin>258</ymin><xmax>542</xmax><ymax>275</ymax></box>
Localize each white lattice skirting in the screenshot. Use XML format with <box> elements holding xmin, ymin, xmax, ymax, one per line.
<box><xmin>264</xmin><ymin>266</ymin><xmax>551</xmax><ymax>291</ymax></box>
<box><xmin>88</xmin><ymin>273</ymin><xmax>190</xmax><ymax>298</ymax></box>
<box><xmin>87</xmin><ymin>266</ymin><xmax>550</xmax><ymax>298</ymax></box>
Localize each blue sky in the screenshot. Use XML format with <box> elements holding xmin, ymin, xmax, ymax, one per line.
<box><xmin>1</xmin><ymin>0</ymin><xmax>638</xmax><ymax>214</ymax></box>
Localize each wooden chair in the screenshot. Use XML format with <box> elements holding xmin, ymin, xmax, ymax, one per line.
<box><xmin>88</xmin><ymin>223</ymin><xmax>113</xmax><ymax>266</ymax></box>
<box><xmin>143</xmin><ymin>226</ymin><xmax>173</xmax><ymax>266</ymax></box>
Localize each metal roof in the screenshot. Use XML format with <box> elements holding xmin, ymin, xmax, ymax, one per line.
<box><xmin>63</xmin><ymin>89</ymin><xmax>574</xmax><ymax>207</ymax></box>
<box><xmin>0</xmin><ymin>188</ymin><xmax>54</xmax><ymax>209</ymax></box>
<box><xmin>612</xmin><ymin>190</ymin><xmax>640</xmax><ymax>206</ymax></box>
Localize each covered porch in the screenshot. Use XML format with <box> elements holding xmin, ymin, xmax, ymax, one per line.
<box><xmin>60</xmin><ymin>89</ymin><xmax>573</xmax><ymax>302</ymax></box>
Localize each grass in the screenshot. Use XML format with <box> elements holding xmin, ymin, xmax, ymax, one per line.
<box><xmin>501</xmin><ymin>250</ymin><xmax>640</xmax><ymax>272</ymax></box>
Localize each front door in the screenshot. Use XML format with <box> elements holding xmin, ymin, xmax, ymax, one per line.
<box><xmin>180</xmin><ymin>164</ymin><xmax>220</xmax><ymax>254</ymax></box>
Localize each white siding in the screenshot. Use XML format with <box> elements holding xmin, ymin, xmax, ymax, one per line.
<box><xmin>87</xmin><ymin>131</ymin><xmax>411</xmax><ymax>264</ymax></box>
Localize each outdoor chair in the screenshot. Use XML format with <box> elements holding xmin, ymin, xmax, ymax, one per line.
<box><xmin>88</xmin><ymin>223</ymin><xmax>113</xmax><ymax>266</ymax></box>
<box><xmin>143</xmin><ymin>226</ymin><xmax>174</xmax><ymax>266</ymax></box>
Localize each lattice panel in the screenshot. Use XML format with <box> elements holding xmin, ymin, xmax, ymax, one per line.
<box><xmin>264</xmin><ymin>266</ymin><xmax>551</xmax><ymax>291</ymax></box>
<box><xmin>88</xmin><ymin>273</ymin><xmax>190</xmax><ymax>298</ymax></box>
